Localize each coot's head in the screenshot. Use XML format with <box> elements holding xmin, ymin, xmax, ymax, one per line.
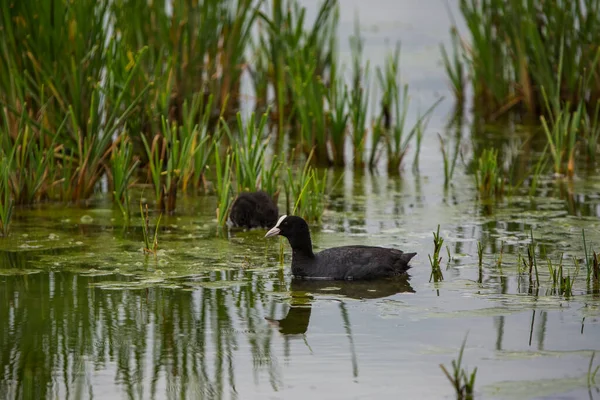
<box><xmin>264</xmin><ymin>215</ymin><xmax>313</xmax><ymax>255</ymax></box>
<box><xmin>264</xmin><ymin>215</ymin><xmax>308</xmax><ymax>239</ymax></box>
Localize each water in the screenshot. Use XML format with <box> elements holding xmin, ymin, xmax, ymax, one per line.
<box><xmin>2</xmin><ymin>2</ymin><xmax>600</xmax><ymax>400</ymax></box>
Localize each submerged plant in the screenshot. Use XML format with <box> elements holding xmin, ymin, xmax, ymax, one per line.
<box><xmin>440</xmin><ymin>336</ymin><xmax>477</xmax><ymax>400</ymax></box>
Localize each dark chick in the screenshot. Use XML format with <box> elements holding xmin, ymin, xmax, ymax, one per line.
<box><xmin>228</xmin><ymin>191</ymin><xmax>279</xmax><ymax>229</ymax></box>
<box><xmin>265</xmin><ymin>215</ymin><xmax>416</xmax><ymax>280</ymax></box>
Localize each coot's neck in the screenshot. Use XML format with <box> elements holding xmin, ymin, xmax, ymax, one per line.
<box><xmin>287</xmin><ymin>233</ymin><xmax>315</xmax><ymax>259</ymax></box>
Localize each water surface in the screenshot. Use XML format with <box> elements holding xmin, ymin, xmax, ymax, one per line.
<box><xmin>2</xmin><ymin>2</ymin><xmax>600</xmax><ymax>400</ymax></box>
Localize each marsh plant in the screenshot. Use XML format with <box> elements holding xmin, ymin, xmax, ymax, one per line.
<box><xmin>224</xmin><ymin>111</ymin><xmax>272</xmax><ymax>193</ymax></box>
<box><xmin>142</xmin><ymin>110</ymin><xmax>205</xmax><ymax>213</ymax></box>
<box><xmin>440</xmin><ymin>336</ymin><xmax>477</xmax><ymax>400</ymax></box>
<box><xmin>546</xmin><ymin>253</ymin><xmax>575</xmax><ymax>297</ymax></box>
<box><xmin>0</xmin><ymin>154</ymin><xmax>14</xmax><ymax>237</ymax></box>
<box><xmin>284</xmin><ymin>152</ymin><xmax>328</xmax><ymax>223</ymax></box>
<box><xmin>110</xmin><ymin>136</ymin><xmax>139</xmax><ymax>219</ymax></box>
<box><xmin>214</xmin><ymin>146</ymin><xmax>235</xmax><ymax>229</ymax></box>
<box><xmin>349</xmin><ymin>19</ymin><xmax>370</xmax><ymax>169</ymax></box>
<box><xmin>140</xmin><ymin>202</ymin><xmax>161</xmax><ymax>256</ymax></box>
<box><xmin>371</xmin><ymin>44</ymin><xmax>442</xmax><ymax>173</ymax></box>
<box><xmin>445</xmin><ymin>1</ymin><xmax>600</xmax><ymax>117</ymax></box>
<box><xmin>440</xmin><ymin>27</ymin><xmax>465</xmax><ymax>106</ymax></box>
<box><xmin>429</xmin><ymin>225</ymin><xmax>444</xmax><ymax>282</ymax></box>
<box><xmin>0</xmin><ymin>0</ymin><xmax>447</xmax><ymax>225</ymax></box>
<box><xmin>474</xmin><ymin>148</ymin><xmax>504</xmax><ymax>199</ymax></box>
<box><xmin>540</xmin><ymin>90</ymin><xmax>581</xmax><ymax>178</ymax></box>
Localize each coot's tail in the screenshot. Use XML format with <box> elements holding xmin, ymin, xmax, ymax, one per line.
<box><xmin>401</xmin><ymin>252</ymin><xmax>417</xmax><ymax>266</ymax></box>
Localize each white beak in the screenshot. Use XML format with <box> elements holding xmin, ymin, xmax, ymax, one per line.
<box><xmin>264</xmin><ymin>227</ymin><xmax>280</xmax><ymax>238</ymax></box>
<box><xmin>265</xmin><ymin>215</ymin><xmax>287</xmax><ymax>238</ymax></box>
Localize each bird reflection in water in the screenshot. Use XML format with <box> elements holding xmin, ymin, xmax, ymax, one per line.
<box><xmin>266</xmin><ymin>277</ymin><xmax>415</xmax><ymax>378</ymax></box>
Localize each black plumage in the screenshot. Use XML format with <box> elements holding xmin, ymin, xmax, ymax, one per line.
<box><xmin>228</xmin><ymin>191</ymin><xmax>279</xmax><ymax>229</ymax></box>
<box><xmin>265</xmin><ymin>215</ymin><xmax>416</xmax><ymax>280</ymax></box>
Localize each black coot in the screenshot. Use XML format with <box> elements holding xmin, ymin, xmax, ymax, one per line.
<box><xmin>265</xmin><ymin>215</ymin><xmax>416</xmax><ymax>280</ymax></box>
<box><xmin>228</xmin><ymin>191</ymin><xmax>278</xmax><ymax>229</ymax></box>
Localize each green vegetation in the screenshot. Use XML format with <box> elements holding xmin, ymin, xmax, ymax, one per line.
<box><xmin>445</xmin><ymin>0</ymin><xmax>600</xmax><ymax>117</ymax></box>
<box><xmin>0</xmin><ymin>155</ymin><xmax>13</xmax><ymax>237</ymax></box>
<box><xmin>546</xmin><ymin>253</ymin><xmax>575</xmax><ymax>297</ymax></box>
<box><xmin>110</xmin><ymin>136</ymin><xmax>139</xmax><ymax>219</ymax></box>
<box><xmin>589</xmin><ymin>352</ymin><xmax>599</xmax><ymax>391</ymax></box>
<box><xmin>284</xmin><ymin>151</ymin><xmax>329</xmax><ymax>223</ymax></box>
<box><xmin>440</xmin><ymin>336</ymin><xmax>477</xmax><ymax>400</ymax></box>
<box><xmin>140</xmin><ymin>202</ymin><xmax>161</xmax><ymax>256</ymax></box>
<box><xmin>0</xmin><ymin>0</ymin><xmax>450</xmax><ymax>236</ymax></box>
<box><xmin>474</xmin><ymin>148</ymin><xmax>504</xmax><ymax>200</ymax></box>
<box><xmin>429</xmin><ymin>225</ymin><xmax>444</xmax><ymax>282</ymax></box>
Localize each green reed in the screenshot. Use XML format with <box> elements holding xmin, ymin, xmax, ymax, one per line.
<box><xmin>581</xmin><ymin>100</ymin><xmax>600</xmax><ymax>163</ymax></box>
<box><xmin>591</xmin><ymin>252</ymin><xmax>600</xmax><ymax>289</ymax></box>
<box><xmin>349</xmin><ymin>18</ymin><xmax>370</xmax><ymax>169</ymax></box>
<box><xmin>260</xmin><ymin>154</ymin><xmax>283</xmax><ymax>200</ymax></box>
<box><xmin>1</xmin><ymin>0</ymin><xmax>150</xmax><ymax>202</ymax></box>
<box><xmin>0</xmin><ymin>154</ymin><xmax>14</xmax><ymax>237</ymax></box>
<box><xmin>113</xmin><ymin>0</ymin><xmax>259</xmax><ymax>121</ymax></box>
<box><xmin>182</xmin><ymin>94</ymin><xmax>217</xmax><ymax>193</ymax></box>
<box><xmin>474</xmin><ymin>148</ymin><xmax>504</xmax><ymax>199</ymax></box>
<box><xmin>142</xmin><ymin>107</ymin><xmax>203</xmax><ymax>213</ymax></box>
<box><xmin>372</xmin><ymin>43</ymin><xmax>442</xmax><ymax>173</ymax></box>
<box><xmin>448</xmin><ymin>0</ymin><xmax>600</xmax><ymax>117</ymax></box>
<box><xmin>225</xmin><ymin>111</ymin><xmax>268</xmax><ymax>192</ymax></box>
<box><xmin>429</xmin><ymin>225</ymin><xmax>444</xmax><ymax>282</ymax></box>
<box><xmin>439</xmin><ymin>133</ymin><xmax>462</xmax><ymax>189</ymax></box>
<box><xmin>110</xmin><ymin>136</ymin><xmax>139</xmax><ymax>219</ymax></box>
<box><xmin>528</xmin><ymin>149</ymin><xmax>549</xmax><ymax>198</ymax></box>
<box><xmin>526</xmin><ymin>229</ymin><xmax>540</xmax><ymax>288</ymax></box>
<box><xmin>140</xmin><ymin>202</ymin><xmax>161</xmax><ymax>256</ymax></box>
<box><xmin>547</xmin><ymin>253</ymin><xmax>575</xmax><ymax>298</ymax></box>
<box><xmin>540</xmin><ymin>89</ymin><xmax>582</xmax><ymax>177</ymax></box>
<box><xmin>215</xmin><ymin>146</ymin><xmax>235</xmax><ymax>228</ymax></box>
<box><xmin>439</xmin><ymin>112</ymin><xmax>464</xmax><ymax>188</ymax></box>
<box><xmin>260</xmin><ymin>0</ymin><xmax>338</xmax><ymax>134</ymax></box>
<box><xmin>328</xmin><ymin>66</ymin><xmax>349</xmax><ymax>167</ymax></box>
<box><xmin>440</xmin><ymin>335</ymin><xmax>477</xmax><ymax>400</ymax></box>
<box><xmin>289</xmin><ymin>51</ymin><xmax>330</xmax><ymax>166</ymax></box>
<box><xmin>1</xmin><ymin>108</ymin><xmax>63</xmax><ymax>205</ymax></box>
<box><xmin>0</xmin><ymin>0</ymin><xmax>111</xmax><ymax>132</ymax></box>
<box><xmin>440</xmin><ymin>27</ymin><xmax>465</xmax><ymax>106</ymax></box>
<box><xmin>368</xmin><ymin>116</ymin><xmax>385</xmax><ymax>169</ymax></box>
<box><xmin>285</xmin><ymin>151</ymin><xmax>327</xmax><ymax>222</ymax></box>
